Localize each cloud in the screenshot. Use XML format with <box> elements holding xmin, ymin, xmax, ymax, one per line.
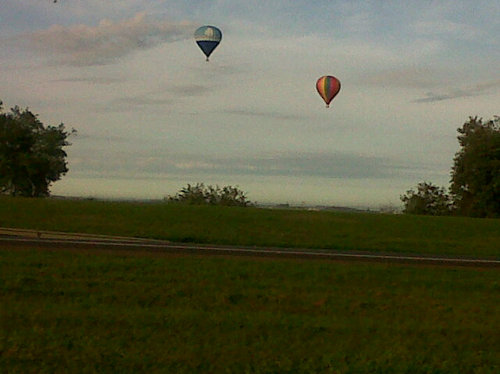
<box><xmin>168</xmin><ymin>84</ymin><xmax>211</xmax><ymax>97</ymax></box>
<box><xmin>71</xmin><ymin>132</ymin><xmax>131</xmax><ymax>143</ymax></box>
<box><xmin>222</xmin><ymin>108</ymin><xmax>305</xmax><ymax>121</ymax></box>
<box><xmin>51</xmin><ymin>77</ymin><xmax>122</xmax><ymax>84</ymax></box>
<box><xmin>71</xmin><ymin>150</ymin><xmax>414</xmax><ymax>180</ymax></box>
<box><xmin>414</xmin><ymin>79</ymin><xmax>500</xmax><ymax>103</ymax></box>
<box><xmin>93</xmin><ymin>83</ymin><xmax>212</xmax><ymax>112</ymax></box>
<box><xmin>25</xmin><ymin>12</ymin><xmax>195</xmax><ymax>66</ymax></box>
<box><xmin>100</xmin><ymin>94</ymin><xmax>173</xmax><ymax>112</ymax></box>
<box><xmin>362</xmin><ymin>67</ymin><xmax>440</xmax><ymax>89</ymax></box>
<box><xmin>213</xmin><ymin>152</ymin><xmax>392</xmax><ymax>179</ymax></box>
<box><xmin>412</xmin><ymin>19</ymin><xmax>481</xmax><ymax>41</ymax></box>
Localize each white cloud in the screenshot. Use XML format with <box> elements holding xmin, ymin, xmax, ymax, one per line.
<box><xmin>25</xmin><ymin>12</ymin><xmax>195</xmax><ymax>66</ymax></box>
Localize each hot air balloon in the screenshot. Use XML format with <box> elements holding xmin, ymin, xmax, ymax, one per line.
<box><xmin>194</xmin><ymin>26</ymin><xmax>222</xmax><ymax>61</ymax></box>
<box><xmin>316</xmin><ymin>75</ymin><xmax>341</xmax><ymax>108</ymax></box>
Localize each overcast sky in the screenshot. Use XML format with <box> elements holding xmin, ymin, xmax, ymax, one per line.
<box><xmin>1</xmin><ymin>0</ymin><xmax>498</xmax><ymax>208</ymax></box>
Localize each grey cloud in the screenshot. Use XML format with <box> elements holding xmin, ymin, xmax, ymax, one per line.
<box><xmin>414</xmin><ymin>79</ymin><xmax>500</xmax><ymax>103</ymax></box>
<box><xmin>218</xmin><ymin>153</ymin><xmax>392</xmax><ymax>179</ymax></box>
<box><xmin>412</xmin><ymin>20</ymin><xmax>481</xmax><ymax>41</ymax></box>
<box><xmin>362</xmin><ymin>67</ymin><xmax>440</xmax><ymax>89</ymax></box>
<box><xmin>26</xmin><ymin>12</ymin><xmax>195</xmax><ymax>66</ymax></box>
<box><xmin>72</xmin><ymin>151</ymin><xmax>425</xmax><ymax>180</ymax></box>
<box><xmin>96</xmin><ymin>84</ymin><xmax>211</xmax><ymax>112</ymax></box>
<box><xmin>414</xmin><ymin>92</ymin><xmax>467</xmax><ymax>104</ymax></box>
<box><xmin>99</xmin><ymin>95</ymin><xmax>173</xmax><ymax>112</ymax></box>
<box><xmin>115</xmin><ymin>96</ymin><xmax>172</xmax><ymax>106</ymax></box>
<box><xmin>51</xmin><ymin>77</ymin><xmax>122</xmax><ymax>84</ymax></box>
<box><xmin>169</xmin><ymin>84</ymin><xmax>211</xmax><ymax>97</ymax></box>
<box><xmin>70</xmin><ymin>132</ymin><xmax>132</xmax><ymax>143</ymax></box>
<box><xmin>222</xmin><ymin>109</ymin><xmax>305</xmax><ymax>121</ymax></box>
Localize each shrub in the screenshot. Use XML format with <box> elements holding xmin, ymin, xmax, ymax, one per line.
<box><xmin>166</xmin><ymin>183</ymin><xmax>253</xmax><ymax>207</ymax></box>
<box><xmin>400</xmin><ymin>182</ymin><xmax>452</xmax><ymax>216</ymax></box>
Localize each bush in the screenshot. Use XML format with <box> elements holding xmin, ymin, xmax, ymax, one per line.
<box><xmin>165</xmin><ymin>183</ymin><xmax>253</xmax><ymax>207</ymax></box>
<box><xmin>400</xmin><ymin>182</ymin><xmax>452</xmax><ymax>216</ymax></box>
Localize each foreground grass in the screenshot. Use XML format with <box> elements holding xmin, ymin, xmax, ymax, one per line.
<box><xmin>1</xmin><ymin>197</ymin><xmax>499</xmax><ymax>258</ymax></box>
<box><xmin>1</xmin><ymin>247</ymin><xmax>498</xmax><ymax>373</ymax></box>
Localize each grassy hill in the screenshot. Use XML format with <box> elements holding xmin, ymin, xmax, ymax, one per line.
<box><xmin>0</xmin><ymin>196</ymin><xmax>499</xmax><ymax>258</ymax></box>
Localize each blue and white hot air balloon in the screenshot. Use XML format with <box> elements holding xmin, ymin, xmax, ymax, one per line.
<box><xmin>194</xmin><ymin>25</ymin><xmax>222</xmax><ymax>61</ymax></box>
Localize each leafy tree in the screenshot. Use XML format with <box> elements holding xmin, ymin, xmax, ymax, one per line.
<box><xmin>450</xmin><ymin>116</ymin><xmax>500</xmax><ymax>217</ymax></box>
<box><xmin>0</xmin><ymin>102</ymin><xmax>75</xmax><ymax>197</ymax></box>
<box><xmin>400</xmin><ymin>182</ymin><xmax>452</xmax><ymax>216</ymax></box>
<box><xmin>166</xmin><ymin>183</ymin><xmax>253</xmax><ymax>207</ymax></box>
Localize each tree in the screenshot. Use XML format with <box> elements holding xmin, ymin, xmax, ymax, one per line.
<box><xmin>400</xmin><ymin>182</ymin><xmax>452</xmax><ymax>216</ymax></box>
<box><xmin>450</xmin><ymin>116</ymin><xmax>500</xmax><ymax>217</ymax></box>
<box><xmin>166</xmin><ymin>183</ymin><xmax>253</xmax><ymax>207</ymax></box>
<box><xmin>0</xmin><ymin>102</ymin><xmax>75</xmax><ymax>197</ymax></box>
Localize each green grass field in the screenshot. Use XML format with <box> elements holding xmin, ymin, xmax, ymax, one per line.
<box><xmin>1</xmin><ymin>246</ymin><xmax>499</xmax><ymax>373</ymax></box>
<box><xmin>1</xmin><ymin>197</ymin><xmax>499</xmax><ymax>372</ymax></box>
<box><xmin>0</xmin><ymin>196</ymin><xmax>499</xmax><ymax>258</ymax></box>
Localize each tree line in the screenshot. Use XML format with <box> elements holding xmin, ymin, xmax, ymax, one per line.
<box><xmin>401</xmin><ymin>116</ymin><xmax>499</xmax><ymax>218</ymax></box>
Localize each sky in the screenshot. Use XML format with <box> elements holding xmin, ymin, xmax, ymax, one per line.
<box><xmin>1</xmin><ymin>0</ymin><xmax>499</xmax><ymax>208</ymax></box>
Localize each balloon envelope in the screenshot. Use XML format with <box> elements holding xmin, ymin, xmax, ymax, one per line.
<box><xmin>316</xmin><ymin>76</ymin><xmax>341</xmax><ymax>107</ymax></box>
<box><xmin>194</xmin><ymin>26</ymin><xmax>222</xmax><ymax>61</ymax></box>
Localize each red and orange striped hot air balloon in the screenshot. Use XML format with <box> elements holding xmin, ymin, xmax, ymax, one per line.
<box><xmin>316</xmin><ymin>75</ymin><xmax>341</xmax><ymax>108</ymax></box>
